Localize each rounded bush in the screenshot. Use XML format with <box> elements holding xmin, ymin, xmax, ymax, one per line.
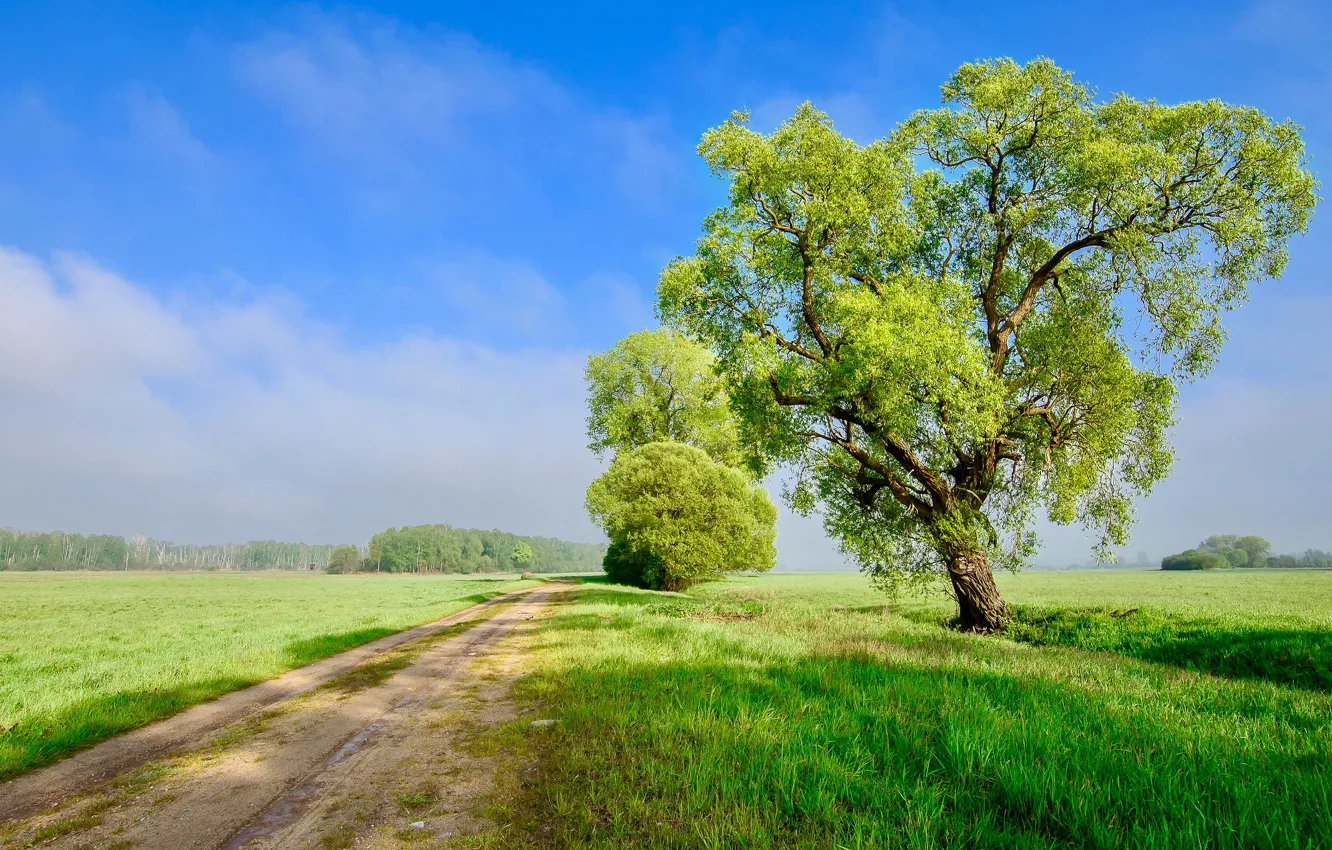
<box><xmin>586</xmin><ymin>441</ymin><xmax>776</xmax><ymax>590</ymax></box>
<box><xmin>1161</xmin><ymin>550</ymin><xmax>1226</xmax><ymax>571</ymax></box>
<box><xmin>325</xmin><ymin>545</ymin><xmax>363</xmax><ymax>574</ymax></box>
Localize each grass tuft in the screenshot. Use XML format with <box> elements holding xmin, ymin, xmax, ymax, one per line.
<box><xmin>319</xmin><ymin>823</ymin><xmax>357</xmax><ymax>850</ymax></box>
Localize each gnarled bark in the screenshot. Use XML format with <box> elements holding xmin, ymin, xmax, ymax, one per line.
<box><xmin>947</xmin><ymin>549</ymin><xmax>1010</xmax><ymax>632</ymax></box>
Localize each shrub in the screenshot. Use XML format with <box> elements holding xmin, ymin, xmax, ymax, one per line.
<box><xmin>585</xmin><ymin>442</ymin><xmax>777</xmax><ymax>590</ymax></box>
<box><xmin>325</xmin><ymin>546</ymin><xmax>364</xmax><ymax>574</ymax></box>
<box><xmin>1161</xmin><ymin>550</ymin><xmax>1226</xmax><ymax>571</ymax></box>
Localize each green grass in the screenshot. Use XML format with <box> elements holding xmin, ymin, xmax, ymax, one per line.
<box><xmin>474</xmin><ymin>571</ymin><xmax>1332</xmax><ymax>849</ymax></box>
<box><xmin>936</xmin><ymin>570</ymin><xmax>1332</xmax><ymax>692</ymax></box>
<box><xmin>0</xmin><ymin>571</ymin><xmax>537</xmax><ymax>780</ymax></box>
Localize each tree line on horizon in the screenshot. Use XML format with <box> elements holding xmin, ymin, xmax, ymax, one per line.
<box><xmin>0</xmin><ymin>525</ymin><xmax>604</xmax><ymax>574</ymax></box>
<box><xmin>1162</xmin><ymin>535</ymin><xmax>1332</xmax><ymax>570</ymax></box>
<box><xmin>343</xmin><ymin>524</ymin><xmax>604</xmax><ymax>574</ymax></box>
<box><xmin>0</xmin><ymin>529</ymin><xmax>344</xmax><ymax>571</ymax></box>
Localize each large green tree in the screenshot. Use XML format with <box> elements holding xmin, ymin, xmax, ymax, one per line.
<box><xmin>585</xmin><ymin>328</ymin><xmax>744</xmax><ymax>468</ymax></box>
<box><xmin>659</xmin><ymin>59</ymin><xmax>1316</xmax><ymax>631</ymax></box>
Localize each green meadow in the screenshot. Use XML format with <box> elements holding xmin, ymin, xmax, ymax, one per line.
<box><xmin>0</xmin><ymin>571</ymin><xmax>536</xmax><ymax>780</ymax></box>
<box><xmin>477</xmin><ymin>570</ymin><xmax>1332</xmax><ymax>849</ymax></box>
<box><xmin>5</xmin><ymin>569</ymin><xmax>1330</xmax><ymax>847</ymax></box>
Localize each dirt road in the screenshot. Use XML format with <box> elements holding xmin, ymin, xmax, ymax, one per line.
<box><xmin>0</xmin><ymin>584</ymin><xmax>561</xmax><ymax>849</ymax></box>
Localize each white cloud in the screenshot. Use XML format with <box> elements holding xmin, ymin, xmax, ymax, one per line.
<box><xmin>0</xmin><ymin>250</ymin><xmax>200</xmax><ymax>390</ymax></box>
<box><xmin>0</xmin><ymin>245</ymin><xmax>849</xmax><ymax>571</ymax></box>
<box><xmin>232</xmin><ymin>10</ymin><xmax>682</xmax><ymax>204</ymax></box>
<box><xmin>0</xmin><ymin>247</ymin><xmax>599</xmax><ymax>545</ymax></box>
<box><xmin>0</xmin><ymin>245</ymin><xmax>850</xmax><ymax>566</ymax></box>
<box><xmin>235</xmin><ymin>16</ymin><xmax>556</xmax><ymax>155</ymax></box>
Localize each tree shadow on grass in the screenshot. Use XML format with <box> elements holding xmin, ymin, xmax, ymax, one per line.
<box><xmin>1004</xmin><ymin>606</ymin><xmax>1332</xmax><ymax>693</ymax></box>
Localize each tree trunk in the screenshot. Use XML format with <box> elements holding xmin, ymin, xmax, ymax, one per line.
<box><xmin>946</xmin><ymin>549</ymin><xmax>1010</xmax><ymax>633</ymax></box>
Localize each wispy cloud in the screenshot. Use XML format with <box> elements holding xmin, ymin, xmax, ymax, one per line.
<box><xmin>430</xmin><ymin>253</ymin><xmax>566</xmax><ymax>337</ymax></box>
<box><xmin>0</xmin><ymin>246</ymin><xmax>599</xmax><ymax>545</ymax></box>
<box><xmin>0</xmin><ymin>246</ymin><xmax>847</xmax><ymax>566</ymax></box>
<box><xmin>124</xmin><ymin>87</ymin><xmax>220</xmax><ymax>176</ymax></box>
<box><xmin>233</xmin><ymin>10</ymin><xmax>683</xmax><ymax>205</ymax></box>
<box><xmin>235</xmin><ymin>15</ymin><xmax>556</xmax><ymax>155</ymax></box>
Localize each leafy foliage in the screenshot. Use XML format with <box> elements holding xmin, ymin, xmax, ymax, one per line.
<box><xmin>585</xmin><ymin>329</ymin><xmax>743</xmax><ymax>467</ymax></box>
<box><xmin>1161</xmin><ymin>551</ymin><xmax>1226</xmax><ymax>571</ymax></box>
<box><xmin>600</xmin><ymin>538</ymin><xmax>665</xmax><ymax>589</ymax></box>
<box><xmin>367</xmin><ymin>525</ymin><xmax>603</xmax><ymax>574</ymax></box>
<box><xmin>658</xmin><ymin>58</ymin><xmax>1316</xmax><ymax>621</ymax></box>
<box><xmin>1195</xmin><ymin>534</ymin><xmax>1270</xmax><ymax>567</ymax></box>
<box><xmin>585</xmin><ymin>442</ymin><xmax>777</xmax><ymax>590</ymax></box>
<box><xmin>1163</xmin><ymin>535</ymin><xmax>1329</xmax><ymax>570</ymax></box>
<box><xmin>511</xmin><ymin>541</ymin><xmax>534</xmax><ymax>567</ymax></box>
<box><xmin>326</xmin><ymin>545</ymin><xmax>364</xmax><ymax>574</ymax></box>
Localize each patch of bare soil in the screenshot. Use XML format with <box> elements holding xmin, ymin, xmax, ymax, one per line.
<box><xmin>0</xmin><ymin>585</ymin><xmax>562</xmax><ymax>850</ymax></box>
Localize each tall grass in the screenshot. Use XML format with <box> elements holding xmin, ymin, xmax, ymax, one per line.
<box><xmin>476</xmin><ymin>572</ymin><xmax>1332</xmax><ymax>849</ymax></box>
<box><xmin>0</xmin><ymin>571</ymin><xmax>536</xmax><ymax>779</ymax></box>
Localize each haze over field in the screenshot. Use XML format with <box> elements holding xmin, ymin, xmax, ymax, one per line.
<box><xmin>1</xmin><ymin>0</ymin><xmax>1329</xmax><ymax>566</ymax></box>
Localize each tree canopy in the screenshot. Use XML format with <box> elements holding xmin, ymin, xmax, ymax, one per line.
<box><xmin>1196</xmin><ymin>534</ymin><xmax>1270</xmax><ymax>567</ymax></box>
<box><xmin>585</xmin><ymin>441</ymin><xmax>777</xmax><ymax>590</ymax></box>
<box><xmin>1159</xmin><ymin>535</ymin><xmax>1332</xmax><ymax>570</ymax></box>
<box><xmin>658</xmin><ymin>58</ymin><xmax>1316</xmax><ymax>630</ymax></box>
<box><xmin>511</xmin><ymin>541</ymin><xmax>534</xmax><ymax>567</ymax></box>
<box><xmin>367</xmin><ymin>525</ymin><xmax>603</xmax><ymax>574</ymax></box>
<box><xmin>585</xmin><ymin>328</ymin><xmax>744</xmax><ymax>468</ymax></box>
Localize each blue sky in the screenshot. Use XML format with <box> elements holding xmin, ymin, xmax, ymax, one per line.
<box><xmin>0</xmin><ymin>0</ymin><xmax>1328</xmax><ymax>565</ymax></box>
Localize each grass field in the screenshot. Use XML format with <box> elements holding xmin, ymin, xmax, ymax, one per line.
<box><xmin>473</xmin><ymin>570</ymin><xmax>1332</xmax><ymax>849</ymax></box>
<box><xmin>0</xmin><ymin>571</ymin><xmax>537</xmax><ymax>780</ymax></box>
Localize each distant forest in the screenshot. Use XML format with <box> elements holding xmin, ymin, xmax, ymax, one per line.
<box><xmin>1162</xmin><ymin>535</ymin><xmax>1332</xmax><ymax>571</ymax></box>
<box><xmin>364</xmin><ymin>524</ymin><xmax>604</xmax><ymax>574</ymax></box>
<box><xmin>0</xmin><ymin>525</ymin><xmax>605</xmax><ymax>574</ymax></box>
<box><xmin>0</xmin><ymin>530</ymin><xmax>343</xmax><ymax>571</ymax></box>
